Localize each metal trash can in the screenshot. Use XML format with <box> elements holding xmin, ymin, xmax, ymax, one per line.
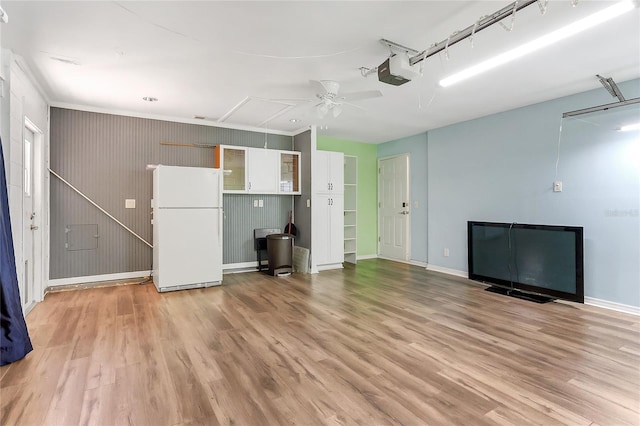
<box><xmin>266</xmin><ymin>234</ymin><xmax>293</xmax><ymax>276</ymax></box>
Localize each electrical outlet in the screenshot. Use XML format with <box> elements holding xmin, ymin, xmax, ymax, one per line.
<box><xmin>253</xmin><ymin>200</ymin><xmax>258</xmax><ymax>207</ymax></box>
<box><xmin>125</xmin><ymin>199</ymin><xmax>136</xmax><ymax>209</ymax></box>
<box><xmin>444</xmin><ymin>248</ymin><xmax>450</xmax><ymax>257</ymax></box>
<box><xmin>259</xmin><ymin>199</ymin><xmax>264</xmax><ymax>207</ymax></box>
<box><xmin>553</xmin><ymin>181</ymin><xmax>563</xmax><ymax>192</ymax></box>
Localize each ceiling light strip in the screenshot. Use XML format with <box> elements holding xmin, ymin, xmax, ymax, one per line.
<box><xmin>620</xmin><ymin>122</ymin><xmax>640</xmax><ymax>131</ymax></box>
<box><xmin>440</xmin><ymin>1</ymin><xmax>636</xmax><ymax>87</ymax></box>
<box><xmin>562</xmin><ymin>97</ymin><xmax>640</xmax><ymax>118</ymax></box>
<box><xmin>409</xmin><ymin>0</ymin><xmax>539</xmax><ymax>67</ymax></box>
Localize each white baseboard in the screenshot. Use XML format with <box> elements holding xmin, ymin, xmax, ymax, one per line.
<box><xmin>317</xmin><ymin>263</ymin><xmax>344</xmax><ymax>272</ymax></box>
<box><xmin>426</xmin><ymin>264</ymin><xmax>468</xmax><ymax>279</ymax></box>
<box><xmin>356</xmin><ymin>254</ymin><xmax>378</xmax><ymax>260</ymax></box>
<box><xmin>584</xmin><ymin>297</ymin><xmax>640</xmax><ymax>316</ymax></box>
<box><xmin>377</xmin><ymin>256</ymin><xmax>428</xmax><ymax>268</ymax></box>
<box><xmin>223</xmin><ymin>261</ymin><xmax>263</xmax><ymax>274</ymax></box>
<box><xmin>48</xmin><ymin>270</ymin><xmax>150</xmax><ymax>287</ymax></box>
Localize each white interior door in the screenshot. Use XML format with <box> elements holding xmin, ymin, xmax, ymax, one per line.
<box><xmin>22</xmin><ymin>126</ymin><xmax>36</xmax><ymax>310</ymax></box>
<box><xmin>378</xmin><ymin>154</ymin><xmax>410</xmax><ymax>261</ymax></box>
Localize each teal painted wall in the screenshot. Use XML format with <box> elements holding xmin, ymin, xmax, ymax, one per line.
<box><xmin>375</xmin><ymin>79</ymin><xmax>639</xmax><ymax>307</ymax></box>
<box><xmin>317</xmin><ymin>137</ymin><xmax>378</xmax><ymax>256</ymax></box>
<box><xmin>427</xmin><ymin>79</ymin><xmax>639</xmax><ymax>306</ymax></box>
<box><xmin>377</xmin><ymin>133</ymin><xmax>429</xmax><ymax>264</ymax></box>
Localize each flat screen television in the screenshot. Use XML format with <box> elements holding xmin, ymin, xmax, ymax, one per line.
<box><xmin>467</xmin><ymin>221</ymin><xmax>584</xmax><ymax>303</ymax></box>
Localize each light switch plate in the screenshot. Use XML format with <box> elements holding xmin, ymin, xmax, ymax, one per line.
<box><xmin>125</xmin><ymin>199</ymin><xmax>136</xmax><ymax>209</ymax></box>
<box><xmin>259</xmin><ymin>199</ymin><xmax>264</xmax><ymax>207</ymax></box>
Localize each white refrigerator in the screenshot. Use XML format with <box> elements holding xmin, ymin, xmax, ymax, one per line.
<box><xmin>152</xmin><ymin>165</ymin><xmax>223</xmax><ymax>292</ymax></box>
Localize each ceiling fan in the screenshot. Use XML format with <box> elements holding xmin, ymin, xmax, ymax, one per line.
<box><xmin>309</xmin><ymin>80</ymin><xmax>382</xmax><ymax>119</ymax></box>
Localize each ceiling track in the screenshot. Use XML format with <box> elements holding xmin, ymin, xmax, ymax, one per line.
<box><xmin>409</xmin><ymin>0</ymin><xmax>539</xmax><ymax>66</ymax></box>
<box><xmin>562</xmin><ymin>97</ymin><xmax>640</xmax><ymax>118</ymax></box>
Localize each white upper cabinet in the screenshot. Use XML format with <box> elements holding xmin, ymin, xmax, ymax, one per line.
<box><xmin>215</xmin><ymin>145</ymin><xmax>301</xmax><ymax>195</ymax></box>
<box><xmin>279</xmin><ymin>151</ymin><xmax>301</xmax><ymax>194</ymax></box>
<box><xmin>247</xmin><ymin>149</ymin><xmax>279</xmax><ymax>193</ymax></box>
<box><xmin>314</xmin><ymin>150</ymin><xmax>344</xmax><ymax>194</ymax></box>
<box><xmin>215</xmin><ymin>145</ymin><xmax>247</xmax><ymax>193</ymax></box>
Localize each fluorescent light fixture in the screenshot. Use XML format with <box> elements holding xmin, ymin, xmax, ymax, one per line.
<box><xmin>620</xmin><ymin>122</ymin><xmax>640</xmax><ymax>131</ymax></box>
<box><xmin>440</xmin><ymin>0</ymin><xmax>637</xmax><ymax>87</ymax></box>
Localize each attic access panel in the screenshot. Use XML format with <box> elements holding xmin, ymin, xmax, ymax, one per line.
<box><xmin>219</xmin><ymin>97</ymin><xmax>295</xmax><ymax>127</ymax></box>
<box><xmin>66</xmin><ymin>224</ymin><xmax>98</xmax><ymax>251</ymax></box>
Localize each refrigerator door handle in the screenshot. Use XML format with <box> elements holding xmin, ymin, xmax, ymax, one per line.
<box><xmin>219</xmin><ymin>209</ymin><xmax>223</xmax><ymax>246</ymax></box>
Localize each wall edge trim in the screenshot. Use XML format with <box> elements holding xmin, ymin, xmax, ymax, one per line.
<box><xmin>425</xmin><ymin>264</ymin><xmax>468</xmax><ymax>278</ymax></box>
<box><xmin>356</xmin><ymin>254</ymin><xmax>378</xmax><ymax>260</ymax></box>
<box><xmin>48</xmin><ymin>270</ymin><xmax>149</xmax><ymax>287</ymax></box>
<box><xmin>50</xmin><ymin>102</ymin><xmax>296</xmax><ymax>137</ymax></box>
<box><xmin>584</xmin><ymin>297</ymin><xmax>640</xmax><ymax>316</ymax></box>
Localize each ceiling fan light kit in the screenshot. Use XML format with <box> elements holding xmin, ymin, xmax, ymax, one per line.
<box><xmin>310</xmin><ymin>80</ymin><xmax>382</xmax><ymax>119</ymax></box>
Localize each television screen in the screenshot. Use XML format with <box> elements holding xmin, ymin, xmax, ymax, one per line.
<box><xmin>468</xmin><ymin>222</ymin><xmax>584</xmax><ymax>303</ymax></box>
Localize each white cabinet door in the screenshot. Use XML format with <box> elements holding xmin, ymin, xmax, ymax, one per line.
<box><xmin>328</xmin><ymin>152</ymin><xmax>344</xmax><ymax>194</ymax></box>
<box><xmin>216</xmin><ymin>146</ymin><xmax>248</xmax><ymax>193</ymax></box>
<box><xmin>314</xmin><ymin>151</ymin><xmax>331</xmax><ymax>194</ymax></box>
<box><xmin>279</xmin><ymin>151</ymin><xmax>301</xmax><ymax>194</ymax></box>
<box><xmin>247</xmin><ymin>148</ymin><xmax>279</xmax><ymax>193</ymax></box>
<box><xmin>314</xmin><ymin>193</ymin><xmax>332</xmax><ymax>265</ymax></box>
<box><xmin>314</xmin><ymin>150</ymin><xmax>344</xmax><ymax>194</ymax></box>
<box><xmin>314</xmin><ymin>193</ymin><xmax>344</xmax><ymax>266</ymax></box>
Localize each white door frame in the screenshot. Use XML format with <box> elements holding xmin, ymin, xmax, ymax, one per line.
<box><xmin>23</xmin><ymin>116</ymin><xmax>45</xmax><ymax>312</ymax></box>
<box><xmin>377</xmin><ymin>153</ymin><xmax>411</xmax><ymax>261</ymax></box>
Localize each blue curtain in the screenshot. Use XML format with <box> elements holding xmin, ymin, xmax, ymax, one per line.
<box><xmin>0</xmin><ymin>137</ymin><xmax>33</xmax><ymax>365</ymax></box>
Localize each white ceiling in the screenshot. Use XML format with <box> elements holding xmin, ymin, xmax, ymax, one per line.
<box><xmin>2</xmin><ymin>1</ymin><xmax>639</xmax><ymax>143</ymax></box>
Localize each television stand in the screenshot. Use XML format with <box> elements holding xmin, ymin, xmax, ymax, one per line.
<box><xmin>485</xmin><ymin>286</ymin><xmax>555</xmax><ymax>304</ymax></box>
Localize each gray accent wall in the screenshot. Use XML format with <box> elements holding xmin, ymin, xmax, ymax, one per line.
<box><xmin>50</xmin><ymin>107</ymin><xmax>292</xmax><ymax>279</ymax></box>
<box><xmin>223</xmin><ymin>195</ymin><xmax>291</xmax><ymax>264</ymax></box>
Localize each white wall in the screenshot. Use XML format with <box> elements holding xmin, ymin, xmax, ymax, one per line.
<box><xmin>4</xmin><ymin>51</ymin><xmax>49</xmax><ymax>306</ymax></box>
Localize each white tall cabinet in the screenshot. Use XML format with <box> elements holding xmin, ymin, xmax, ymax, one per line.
<box><xmin>313</xmin><ymin>150</ymin><xmax>344</xmax><ymax>270</ymax></box>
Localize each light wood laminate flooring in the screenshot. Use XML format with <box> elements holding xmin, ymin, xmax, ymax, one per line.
<box><xmin>1</xmin><ymin>259</ymin><xmax>639</xmax><ymax>425</ymax></box>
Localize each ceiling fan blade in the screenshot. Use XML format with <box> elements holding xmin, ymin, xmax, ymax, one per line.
<box><xmin>339</xmin><ymin>90</ymin><xmax>383</xmax><ymax>102</ymax></box>
<box><xmin>309</xmin><ymin>80</ymin><xmax>327</xmax><ymax>94</ymax></box>
<box><xmin>341</xmin><ymin>101</ymin><xmax>366</xmax><ymax>111</ymax></box>
<box><xmin>266</xmin><ymin>97</ymin><xmax>314</xmax><ymax>104</ymax></box>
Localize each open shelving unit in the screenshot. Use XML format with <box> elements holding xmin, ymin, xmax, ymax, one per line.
<box><xmin>344</xmin><ymin>155</ymin><xmax>357</xmax><ymax>264</ymax></box>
